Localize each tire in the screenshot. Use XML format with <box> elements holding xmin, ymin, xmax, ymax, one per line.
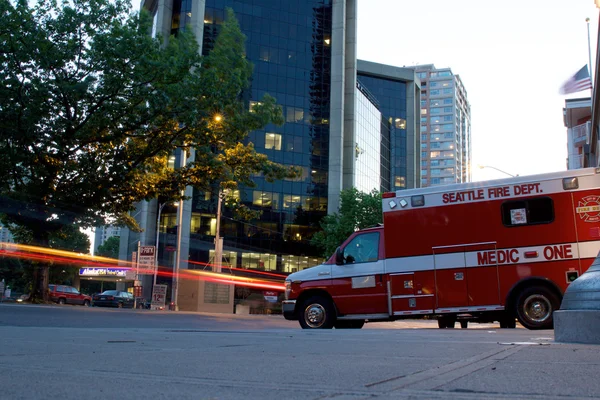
<box><xmin>83</xmin><ymin>300</ymin><xmax>90</xmax><ymax>307</ymax></box>
<box><xmin>438</xmin><ymin>316</ymin><xmax>456</xmax><ymax>329</ymax></box>
<box><xmin>117</xmin><ymin>302</ymin><xmax>123</xmax><ymax>309</ymax></box>
<box><xmin>298</xmin><ymin>296</ymin><xmax>335</xmax><ymax>329</ymax></box>
<box><xmin>334</xmin><ymin>320</ymin><xmax>365</xmax><ymax>329</ymax></box>
<box><xmin>515</xmin><ymin>286</ymin><xmax>560</xmax><ymax>330</ymax></box>
<box><xmin>58</xmin><ymin>298</ymin><xmax>66</xmax><ymax>305</ymax></box>
<box><xmin>460</xmin><ymin>321</ymin><xmax>468</xmax><ymax>329</ymax></box>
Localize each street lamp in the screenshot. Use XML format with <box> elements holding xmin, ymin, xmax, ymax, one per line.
<box><xmin>477</xmin><ymin>165</ymin><xmax>516</xmax><ymax>178</ymax></box>
<box><xmin>172</xmin><ymin>148</ymin><xmax>186</xmax><ymax>311</ymax></box>
<box><xmin>153</xmin><ymin>201</ymin><xmax>168</xmax><ymax>287</ymax></box>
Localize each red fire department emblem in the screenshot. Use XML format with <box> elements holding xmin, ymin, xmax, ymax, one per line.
<box><xmin>576</xmin><ymin>195</ymin><xmax>600</xmax><ymax>223</ymax></box>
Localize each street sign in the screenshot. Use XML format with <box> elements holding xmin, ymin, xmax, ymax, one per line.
<box><xmin>138</xmin><ymin>245</ymin><xmax>156</xmax><ymax>268</ymax></box>
<box><xmin>151</xmin><ymin>284</ymin><xmax>167</xmax><ymax>310</ymax></box>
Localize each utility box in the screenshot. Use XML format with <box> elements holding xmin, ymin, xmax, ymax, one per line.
<box><xmin>178</xmin><ymin>279</ymin><xmax>234</xmax><ymax>313</ymax></box>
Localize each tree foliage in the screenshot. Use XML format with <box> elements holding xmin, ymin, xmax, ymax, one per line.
<box><xmin>312</xmin><ymin>189</ymin><xmax>382</xmax><ymax>258</ymax></box>
<box><xmin>96</xmin><ymin>235</ymin><xmax>120</xmax><ymax>258</ymax></box>
<box><xmin>0</xmin><ymin>0</ymin><xmax>294</xmax><ymax>299</ymax></box>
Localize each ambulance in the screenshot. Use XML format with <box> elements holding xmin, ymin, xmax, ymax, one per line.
<box><xmin>283</xmin><ymin>168</ymin><xmax>600</xmax><ymax>330</ymax></box>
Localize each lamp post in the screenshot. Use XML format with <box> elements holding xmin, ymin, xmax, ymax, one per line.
<box><xmin>153</xmin><ymin>202</ymin><xmax>167</xmax><ymax>287</ymax></box>
<box><xmin>213</xmin><ymin>113</ymin><xmax>224</xmax><ymax>274</ymax></box>
<box><xmin>172</xmin><ymin>147</ymin><xmax>186</xmax><ymax>311</ymax></box>
<box><xmin>477</xmin><ymin>165</ymin><xmax>516</xmax><ymax>178</ymax></box>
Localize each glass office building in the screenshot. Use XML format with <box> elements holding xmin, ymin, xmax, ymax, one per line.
<box><xmin>118</xmin><ymin>1</ymin><xmax>421</xmax><ymax>309</ymax></box>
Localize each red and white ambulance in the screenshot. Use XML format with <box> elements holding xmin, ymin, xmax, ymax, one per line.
<box><xmin>283</xmin><ymin>168</ymin><xmax>600</xmax><ymax>330</ymax></box>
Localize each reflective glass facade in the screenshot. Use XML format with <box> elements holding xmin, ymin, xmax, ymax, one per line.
<box><xmin>357</xmin><ymin>74</ymin><xmax>408</xmax><ymax>190</ymax></box>
<box><xmin>162</xmin><ymin>0</ymin><xmax>334</xmax><ymax>271</ymax></box>
<box><xmin>354</xmin><ymin>86</ymin><xmax>384</xmax><ymax>193</ymax></box>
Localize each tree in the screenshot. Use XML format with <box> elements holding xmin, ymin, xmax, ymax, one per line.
<box><xmin>96</xmin><ymin>236</ymin><xmax>120</xmax><ymax>258</ymax></box>
<box><xmin>0</xmin><ymin>225</ymin><xmax>90</xmax><ymax>293</ymax></box>
<box><xmin>312</xmin><ymin>189</ymin><xmax>382</xmax><ymax>258</ymax></box>
<box><xmin>0</xmin><ymin>1</ymin><xmax>294</xmax><ymax>300</ymax></box>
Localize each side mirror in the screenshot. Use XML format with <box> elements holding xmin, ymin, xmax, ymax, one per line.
<box><xmin>335</xmin><ymin>247</ymin><xmax>344</xmax><ymax>265</ymax></box>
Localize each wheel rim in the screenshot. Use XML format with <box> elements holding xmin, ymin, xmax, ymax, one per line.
<box><xmin>304</xmin><ymin>303</ymin><xmax>326</xmax><ymax>328</ymax></box>
<box><xmin>523</xmin><ymin>294</ymin><xmax>552</xmax><ymax>323</ymax></box>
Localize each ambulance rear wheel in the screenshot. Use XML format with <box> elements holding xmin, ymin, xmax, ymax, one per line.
<box><xmin>437</xmin><ymin>316</ymin><xmax>456</xmax><ymax>329</ymax></box>
<box><xmin>515</xmin><ymin>286</ymin><xmax>560</xmax><ymax>330</ymax></box>
<box><xmin>299</xmin><ymin>296</ymin><xmax>335</xmax><ymax>329</ymax></box>
<box><xmin>460</xmin><ymin>321</ymin><xmax>468</xmax><ymax>329</ymax></box>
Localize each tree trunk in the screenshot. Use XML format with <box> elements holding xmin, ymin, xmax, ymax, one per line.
<box><xmin>29</xmin><ymin>231</ymin><xmax>50</xmax><ymax>303</ymax></box>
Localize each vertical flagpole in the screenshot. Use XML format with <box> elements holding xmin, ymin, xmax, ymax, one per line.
<box><xmin>587</xmin><ymin>17</ymin><xmax>594</xmax><ymax>87</ymax></box>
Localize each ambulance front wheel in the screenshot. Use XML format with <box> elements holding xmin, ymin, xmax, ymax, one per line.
<box><xmin>515</xmin><ymin>286</ymin><xmax>560</xmax><ymax>330</ymax></box>
<box><xmin>299</xmin><ymin>296</ymin><xmax>336</xmax><ymax>329</ymax></box>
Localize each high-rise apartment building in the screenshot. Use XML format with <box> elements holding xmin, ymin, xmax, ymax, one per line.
<box><xmin>563</xmin><ymin>97</ymin><xmax>592</xmax><ymax>170</ymax></box>
<box><xmin>118</xmin><ymin>0</ymin><xmax>421</xmax><ymax>307</ymax></box>
<box><xmin>0</xmin><ymin>222</ymin><xmax>15</xmax><ymax>249</ymax></box>
<box><xmin>93</xmin><ymin>225</ymin><xmax>121</xmax><ymax>255</ymax></box>
<box><xmin>415</xmin><ymin>65</ymin><xmax>471</xmax><ymax>187</ymax></box>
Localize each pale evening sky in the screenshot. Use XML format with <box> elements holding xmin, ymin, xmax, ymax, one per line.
<box><xmin>357</xmin><ymin>0</ymin><xmax>600</xmax><ymax>181</ymax></box>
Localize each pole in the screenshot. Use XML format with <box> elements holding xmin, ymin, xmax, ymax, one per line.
<box><xmin>214</xmin><ymin>189</ymin><xmax>223</xmax><ymax>273</ymax></box>
<box><xmin>153</xmin><ymin>203</ymin><xmax>165</xmax><ymax>287</ymax></box>
<box><xmin>587</xmin><ymin>18</ymin><xmax>594</xmax><ymax>87</ymax></box>
<box><xmin>134</xmin><ymin>241</ymin><xmax>140</xmax><ymax>309</ymax></box>
<box><xmin>172</xmin><ymin>148</ymin><xmax>186</xmax><ymax>311</ymax></box>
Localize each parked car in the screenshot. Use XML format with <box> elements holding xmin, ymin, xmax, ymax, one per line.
<box><xmin>92</xmin><ymin>290</ymin><xmax>134</xmax><ymax>308</ymax></box>
<box><xmin>48</xmin><ymin>284</ymin><xmax>91</xmax><ymax>306</ymax></box>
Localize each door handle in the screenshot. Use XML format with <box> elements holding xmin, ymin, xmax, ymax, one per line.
<box><xmin>318</xmin><ymin>272</ymin><xmax>330</xmax><ymax>276</ymax></box>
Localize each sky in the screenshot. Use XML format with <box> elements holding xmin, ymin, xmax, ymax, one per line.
<box><xmin>357</xmin><ymin>0</ymin><xmax>600</xmax><ymax>181</ymax></box>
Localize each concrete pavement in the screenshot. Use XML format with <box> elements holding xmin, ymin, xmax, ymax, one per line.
<box><xmin>0</xmin><ymin>304</ymin><xmax>598</xmax><ymax>399</ymax></box>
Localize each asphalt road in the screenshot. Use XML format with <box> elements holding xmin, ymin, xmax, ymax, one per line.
<box><xmin>0</xmin><ymin>304</ymin><xmax>599</xmax><ymax>400</ymax></box>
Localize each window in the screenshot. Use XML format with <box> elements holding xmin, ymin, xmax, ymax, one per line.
<box><xmin>253</xmin><ymin>191</ymin><xmax>279</xmax><ymax>209</ymax></box>
<box><xmin>265</xmin><ymin>133</ymin><xmax>282</xmax><ymax>150</ymax></box>
<box><xmin>343</xmin><ymin>232</ymin><xmax>380</xmax><ymax>263</ymax></box>
<box><xmin>501</xmin><ymin>197</ymin><xmax>554</xmax><ymax>227</ymax></box>
<box><xmin>285</xmin><ymin>136</ymin><xmax>302</xmax><ymax>152</ymax></box>
<box><xmin>394</xmin><ymin>118</ymin><xmax>406</xmax><ymax>129</ymax></box>
<box><xmin>286</xmin><ymin>107</ymin><xmax>304</xmax><ymax>123</ymax></box>
<box><xmin>395</xmin><ymin>176</ymin><xmax>406</xmax><ymax>187</ymax></box>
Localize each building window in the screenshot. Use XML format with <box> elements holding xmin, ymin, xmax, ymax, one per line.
<box><xmin>285</xmin><ymin>136</ymin><xmax>303</xmax><ymax>152</ymax></box>
<box><xmin>394</xmin><ymin>176</ymin><xmax>406</xmax><ymax>188</ymax></box>
<box><xmin>253</xmin><ymin>191</ymin><xmax>279</xmax><ymax>209</ymax></box>
<box><xmin>265</xmin><ymin>133</ymin><xmax>282</xmax><ymax>150</ymax></box>
<box><xmin>286</xmin><ymin>107</ymin><xmax>304</xmax><ymax>123</ymax></box>
<box><xmin>283</xmin><ymin>195</ymin><xmax>302</xmax><ymax>209</ymax></box>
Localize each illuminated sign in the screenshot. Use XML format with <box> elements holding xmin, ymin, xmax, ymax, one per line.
<box><xmin>79</xmin><ymin>268</ymin><xmax>128</xmax><ymax>277</ymax></box>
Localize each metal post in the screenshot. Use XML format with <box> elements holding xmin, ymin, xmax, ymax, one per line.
<box><xmin>587</xmin><ymin>18</ymin><xmax>594</xmax><ymax>87</ymax></box>
<box><xmin>153</xmin><ymin>203</ymin><xmax>165</xmax><ymax>287</ymax></box>
<box><xmin>134</xmin><ymin>241</ymin><xmax>140</xmax><ymax>309</ymax></box>
<box><xmin>214</xmin><ymin>189</ymin><xmax>223</xmax><ymax>273</ymax></box>
<box><xmin>172</xmin><ymin>148</ymin><xmax>186</xmax><ymax>311</ymax></box>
